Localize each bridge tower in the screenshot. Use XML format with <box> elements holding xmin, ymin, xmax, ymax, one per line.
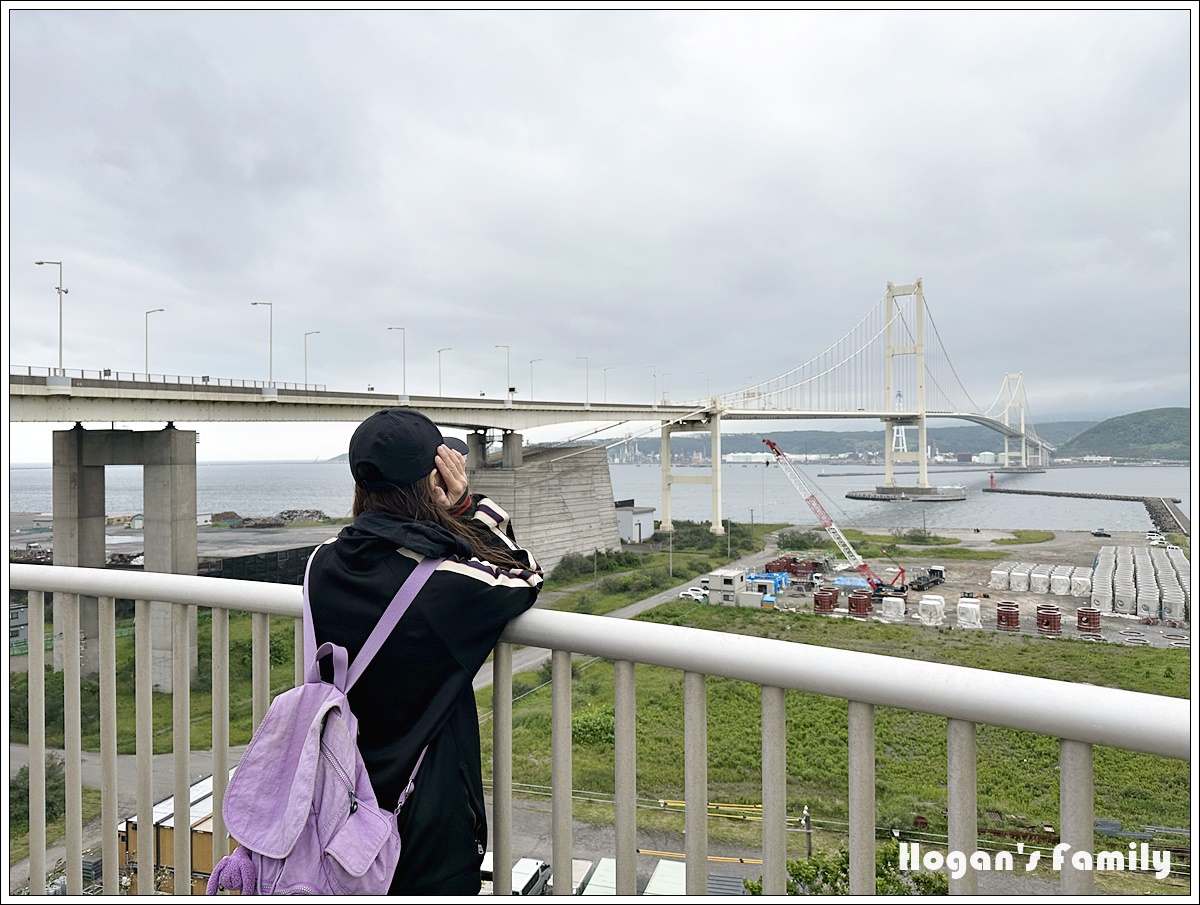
<box><xmin>881</xmin><ymin>279</ymin><xmax>930</xmax><ymax>490</ymax></box>
<box><xmin>996</xmin><ymin>372</ymin><xmax>1049</xmax><ymax>469</ymax></box>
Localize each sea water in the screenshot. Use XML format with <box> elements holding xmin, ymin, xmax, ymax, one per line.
<box><xmin>7</xmin><ymin>460</ymin><xmax>1190</xmax><ymax>532</ymax></box>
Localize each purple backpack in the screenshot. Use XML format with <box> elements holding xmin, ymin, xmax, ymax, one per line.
<box><xmin>207</xmin><ymin>548</ymin><xmax>440</xmax><ymax>895</ymax></box>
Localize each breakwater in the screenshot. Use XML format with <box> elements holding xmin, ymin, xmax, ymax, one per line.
<box><xmin>982</xmin><ymin>488</ymin><xmax>1189</xmax><ymax>536</ymax></box>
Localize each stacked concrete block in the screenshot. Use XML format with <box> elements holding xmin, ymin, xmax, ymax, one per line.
<box><xmin>989</xmin><ymin>564</ymin><xmax>1012</xmax><ymax>590</ymax></box>
<box><xmin>1090</xmin><ymin>547</ymin><xmax>1114</xmax><ymax>612</ymax></box>
<box><xmin>1112</xmin><ymin>546</ymin><xmax>1136</xmax><ymax>615</ymax></box>
<box><xmin>1008</xmin><ymin>563</ymin><xmax>1033</xmax><ymax>593</ymax></box>
<box><xmin>1070</xmin><ymin>567</ymin><xmax>1092</xmax><ymax>598</ymax></box>
<box><xmin>1049</xmin><ymin>565</ymin><xmax>1073</xmax><ymax>596</ymax></box>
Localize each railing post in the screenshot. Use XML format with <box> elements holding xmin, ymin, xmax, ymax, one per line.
<box><xmin>1059</xmin><ymin>739</ymin><xmax>1095</xmax><ymax>895</ymax></box>
<box><xmin>251</xmin><ymin>613</ymin><xmax>270</xmax><ymax>729</ymax></box>
<box><xmin>946</xmin><ymin>718</ymin><xmax>978</xmax><ymax>894</ymax></box>
<box><xmin>614</xmin><ymin>660</ymin><xmax>638</xmax><ymax>896</ymax></box>
<box><xmin>64</xmin><ymin>592</ymin><xmax>83</xmax><ymax>895</ymax></box>
<box><xmin>172</xmin><ymin>603</ymin><xmax>192</xmax><ymax>893</ymax></box>
<box><xmin>99</xmin><ymin>596</ymin><xmax>119</xmax><ymax>893</ymax></box>
<box><xmin>761</xmin><ymin>685</ymin><xmax>787</xmax><ymax>895</ymax></box>
<box><xmin>492</xmin><ymin>642</ymin><xmax>514</xmax><ymax>896</ymax></box>
<box><xmin>684</xmin><ymin>671</ymin><xmax>707</xmax><ymax>895</ymax></box>
<box><xmin>294</xmin><ymin>616</ymin><xmax>304</xmax><ymax>688</ymax></box>
<box><xmin>28</xmin><ymin>591</ymin><xmax>46</xmax><ymax>895</ymax></box>
<box><xmin>551</xmin><ymin>650</ymin><xmax>574</xmax><ymax>895</ymax></box>
<box><xmin>211</xmin><ymin>607</ymin><xmax>230</xmax><ymax>863</ymax></box>
<box><xmin>848</xmin><ymin>700</ymin><xmax>875</xmax><ymax>896</ymax></box>
<box><xmin>135</xmin><ymin>597</ymin><xmax>156</xmax><ymax>894</ymax></box>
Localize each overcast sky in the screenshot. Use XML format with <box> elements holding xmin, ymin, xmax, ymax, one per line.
<box><xmin>4</xmin><ymin>7</ymin><xmax>1196</xmax><ymax>463</ymax></box>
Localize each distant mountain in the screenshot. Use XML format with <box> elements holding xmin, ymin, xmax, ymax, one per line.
<box><xmin>1053</xmin><ymin>408</ymin><xmax>1190</xmax><ymax>460</ymax></box>
<box><xmin>326</xmin><ymin>453</ymin><xmax>349</xmax><ymax>463</ymax></box>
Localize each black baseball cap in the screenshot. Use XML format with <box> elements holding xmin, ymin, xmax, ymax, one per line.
<box><xmin>349</xmin><ymin>408</ymin><xmax>469</xmax><ymax>489</ymax></box>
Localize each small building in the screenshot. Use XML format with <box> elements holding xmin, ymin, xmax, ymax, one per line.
<box><xmin>706</xmin><ymin>568</ymin><xmax>746</xmax><ymax>605</ymax></box>
<box><xmin>127</xmin><ymin>514</ymin><xmax>145</xmax><ymax>530</ymax></box>
<box><xmin>614</xmin><ymin>500</ymin><xmax>656</xmax><ymax>544</ymax></box>
<box><xmin>10</xmin><ymin>599</ymin><xmax>30</xmax><ymax>645</ymax></box>
<box><xmin>118</xmin><ymin>772</ymin><xmax>231</xmax><ymax>894</ymax></box>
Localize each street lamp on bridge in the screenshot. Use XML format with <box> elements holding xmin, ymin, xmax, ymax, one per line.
<box><xmin>646</xmin><ymin>364</ymin><xmax>656</xmax><ymax>409</ymax></box>
<box><xmin>529</xmin><ymin>358</ymin><xmax>542</xmax><ymax>401</ymax></box>
<box><xmin>388</xmin><ymin>326</ymin><xmax>406</xmax><ymax>394</ymax></box>
<box><xmin>438</xmin><ymin>347</ymin><xmax>451</xmax><ymax>396</ymax></box>
<box><xmin>603</xmin><ymin>366</ymin><xmax>614</xmax><ymax>403</ymax></box>
<box><xmin>250</xmin><ymin>301</ymin><xmax>274</xmax><ymax>386</ymax></box>
<box><xmin>495</xmin><ymin>344</ymin><xmax>511</xmax><ymax>402</ymax></box>
<box><xmin>577</xmin><ymin>356</ymin><xmax>589</xmax><ymax>406</ymax></box>
<box><xmin>144</xmin><ymin>308</ymin><xmax>165</xmax><ymax>377</ymax></box>
<box><xmin>304</xmin><ymin>331</ymin><xmax>320</xmax><ymax>387</ymax></box>
<box><xmin>35</xmin><ymin>260</ymin><xmax>67</xmax><ymax>375</ymax></box>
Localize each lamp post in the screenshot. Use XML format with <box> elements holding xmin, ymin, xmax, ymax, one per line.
<box><xmin>388</xmin><ymin>326</ymin><xmax>406</xmax><ymax>394</ymax></box>
<box><xmin>35</xmin><ymin>260</ymin><xmax>67</xmax><ymax>375</ymax></box>
<box><xmin>250</xmin><ymin>301</ymin><xmax>273</xmax><ymax>385</ymax></box>
<box><xmin>603</xmin><ymin>366</ymin><xmax>614</xmax><ymax>403</ymax></box>
<box><xmin>495</xmin><ymin>344</ymin><xmax>510</xmax><ymax>401</ymax></box>
<box><xmin>577</xmin><ymin>356</ymin><xmax>589</xmax><ymax>405</ymax></box>
<box><xmin>437</xmin><ymin>347</ymin><xmax>451</xmax><ymax>396</ymax></box>
<box><xmin>304</xmin><ymin>331</ymin><xmax>320</xmax><ymax>387</ymax></box>
<box><xmin>529</xmin><ymin>358</ymin><xmax>542</xmax><ymax>400</ymax></box>
<box><xmin>144</xmin><ymin>308</ymin><xmax>164</xmax><ymax>377</ymax></box>
<box><xmin>662</xmin><ymin>372</ymin><xmax>670</xmax><ymax>405</ymax></box>
<box><xmin>646</xmin><ymin>365</ymin><xmax>656</xmax><ymax>408</ymax></box>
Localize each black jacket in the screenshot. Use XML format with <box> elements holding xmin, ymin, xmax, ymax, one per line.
<box><xmin>306</xmin><ymin>496</ymin><xmax>541</xmax><ymax>894</ymax></box>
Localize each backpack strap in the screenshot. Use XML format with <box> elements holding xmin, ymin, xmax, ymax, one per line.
<box><xmin>302</xmin><ymin>542</ymin><xmax>442</xmax><ymax>691</ymax></box>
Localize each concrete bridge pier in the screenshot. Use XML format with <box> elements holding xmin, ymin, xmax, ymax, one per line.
<box><xmin>51</xmin><ymin>424</ymin><xmax>197</xmax><ymax>690</ymax></box>
<box><xmin>659</xmin><ymin>414</ymin><xmax>724</xmax><ymax>535</ymax></box>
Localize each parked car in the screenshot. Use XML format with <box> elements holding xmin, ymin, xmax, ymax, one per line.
<box><xmin>1091</xmin><ymin>529</ymin><xmax>1110</xmax><ymax>537</ymax></box>
<box><xmin>678</xmin><ymin>587</ymin><xmax>708</xmax><ymax>601</ymax></box>
<box><xmin>480</xmin><ymin>853</ymin><xmax>552</xmax><ymax>896</ymax></box>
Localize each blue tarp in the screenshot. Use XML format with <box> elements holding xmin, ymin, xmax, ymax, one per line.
<box><xmin>833</xmin><ymin>575</ymin><xmax>871</xmax><ymax>589</ymax></box>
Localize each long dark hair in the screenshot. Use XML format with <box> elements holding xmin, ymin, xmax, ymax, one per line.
<box><xmin>352</xmin><ymin>473</ymin><xmax>529</xmax><ymax>571</ymax></box>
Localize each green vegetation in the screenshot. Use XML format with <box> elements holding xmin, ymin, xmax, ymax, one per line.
<box><xmin>744</xmin><ymin>842</ymin><xmax>948</xmax><ymax>895</ymax></box>
<box><xmin>992</xmin><ymin>530</ymin><xmax>1056</xmax><ymax>545</ymax></box>
<box><xmin>8</xmin><ymin>754</ymin><xmax>104</xmax><ymax>864</ymax></box>
<box><xmin>476</xmin><ymin>606</ymin><xmax>1189</xmax><ymax>854</ymax></box>
<box><xmin>778</xmin><ymin>528</ymin><xmax>1009</xmax><ymax>562</ymax></box>
<box><xmin>543</xmin><ymin>521</ymin><xmax>784</xmax><ymax>616</ymax></box>
<box><xmin>1054</xmin><ymin>407</ymin><xmax>1190</xmax><ymax>460</ymax></box>
<box><xmin>9</xmin><ymin>610</ymin><xmax>300</xmax><ymax>753</ymax></box>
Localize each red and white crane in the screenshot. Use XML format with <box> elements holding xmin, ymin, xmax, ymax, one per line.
<box><xmin>762</xmin><ymin>438</ymin><xmax>904</xmax><ymax>593</ymax></box>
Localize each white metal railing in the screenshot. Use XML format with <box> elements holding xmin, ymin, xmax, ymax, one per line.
<box><xmin>9</xmin><ymin>365</ymin><xmax>326</xmax><ymax>392</ymax></box>
<box><xmin>9</xmin><ymin>564</ymin><xmax>1190</xmax><ymax>896</ymax></box>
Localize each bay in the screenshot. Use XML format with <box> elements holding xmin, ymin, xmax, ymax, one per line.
<box><xmin>7</xmin><ymin>459</ymin><xmax>1191</xmax><ymax>533</ymax></box>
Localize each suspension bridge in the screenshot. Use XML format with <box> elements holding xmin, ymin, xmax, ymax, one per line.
<box><xmin>11</xmin><ymin>278</ymin><xmax>1053</xmax><ymax>537</ymax></box>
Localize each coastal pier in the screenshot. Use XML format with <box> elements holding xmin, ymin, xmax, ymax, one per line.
<box><xmin>982</xmin><ymin>488</ymin><xmax>1189</xmax><ymax>536</ymax></box>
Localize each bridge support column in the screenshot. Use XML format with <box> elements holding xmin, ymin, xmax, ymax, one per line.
<box><xmin>660</xmin><ymin>425</ymin><xmax>673</xmax><ymax>533</ymax></box>
<box><xmin>51</xmin><ymin>425</ymin><xmax>197</xmax><ymax>689</ymax></box>
<box><xmin>501</xmin><ymin>431</ymin><xmax>523</xmax><ymax>468</ymax></box>
<box><xmin>466</xmin><ymin>430</ymin><xmax>487</xmax><ymax>471</ymax></box>
<box><xmin>659</xmin><ymin>417</ymin><xmax>724</xmax><ymax>536</ymax></box>
<box><xmin>709</xmin><ymin>414</ymin><xmax>723</xmax><ymax>536</ymax></box>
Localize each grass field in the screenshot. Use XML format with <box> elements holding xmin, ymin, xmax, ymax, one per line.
<box><xmin>475</xmin><ymin>604</ymin><xmax>1189</xmax><ymax>853</ymax></box>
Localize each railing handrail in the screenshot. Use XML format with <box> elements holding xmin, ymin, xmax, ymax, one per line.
<box><xmin>10</xmin><ymin>564</ymin><xmax>1189</xmax><ymax>760</ymax></box>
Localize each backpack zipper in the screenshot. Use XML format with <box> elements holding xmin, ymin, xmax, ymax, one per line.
<box><xmin>319</xmin><ymin>738</ymin><xmax>358</xmax><ymax>814</ymax></box>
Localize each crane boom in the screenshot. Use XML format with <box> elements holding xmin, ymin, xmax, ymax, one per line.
<box><xmin>762</xmin><ymin>438</ymin><xmax>891</xmax><ymax>589</ymax></box>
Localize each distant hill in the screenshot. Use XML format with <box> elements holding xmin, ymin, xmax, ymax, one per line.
<box><xmin>322</xmin><ymin>412</ymin><xmax>1186</xmax><ymax>462</ymax></box>
<box><xmin>1053</xmin><ymin>408</ymin><xmax>1190</xmax><ymax>460</ymax></box>
<box><xmin>608</xmin><ymin>420</ymin><xmax>1100</xmax><ymax>459</ymax></box>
